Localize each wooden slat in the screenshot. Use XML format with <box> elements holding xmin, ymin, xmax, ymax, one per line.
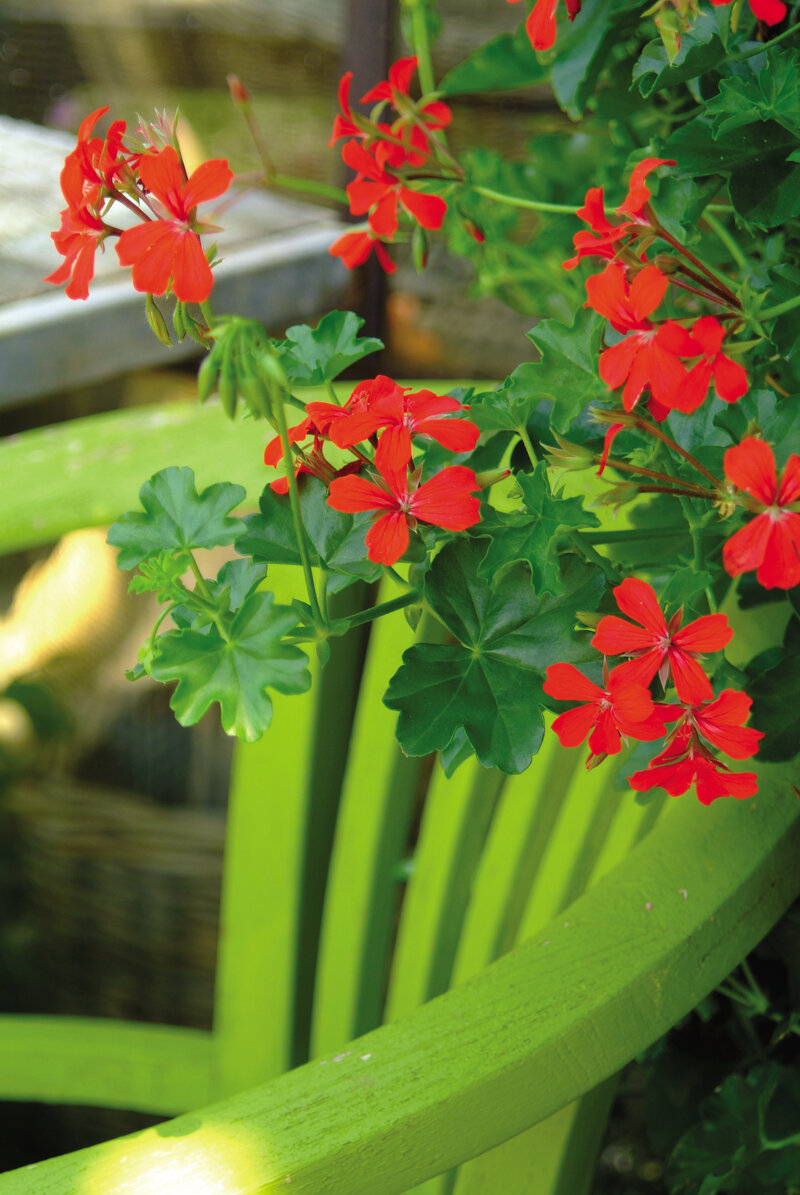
<box><xmin>310</xmin><ymin>585</ymin><xmax>423</xmax><ymax>1055</ymax></box>
<box><xmin>212</xmin><ymin>564</ymin><xmax>320</xmax><ymax>1095</ymax></box>
<box><xmin>385</xmin><ymin>761</ymin><xmax>503</xmax><ymax>1022</ymax></box>
<box><xmin>0</xmin><ymin>1017</ymin><xmax>213</xmax><ymax>1113</ymax></box>
<box><xmin>6</xmin><ymin>761</ymin><xmax>799</xmax><ymax>1194</ymax></box>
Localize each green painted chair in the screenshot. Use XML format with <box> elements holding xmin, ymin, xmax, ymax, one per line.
<box><xmin>0</xmin><ymin>397</ymin><xmax>798</xmax><ymax>1194</ymax></box>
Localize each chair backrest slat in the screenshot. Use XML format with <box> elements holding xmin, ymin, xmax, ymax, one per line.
<box><xmin>385</xmin><ymin>761</ymin><xmax>503</xmax><ymax>1023</ymax></box>
<box><xmin>212</xmin><ymin>564</ymin><xmax>322</xmax><ymax>1095</ymax></box>
<box><xmin>310</xmin><ymin>585</ymin><xmax>422</xmax><ymax>1056</ymax></box>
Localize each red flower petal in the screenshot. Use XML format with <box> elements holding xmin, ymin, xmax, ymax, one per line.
<box><xmin>723</xmin><ymin>514</ymin><xmax>774</xmax><ymax>579</ymax></box>
<box><xmin>365</xmin><ymin>511</ymin><xmax>409</xmax><ymax>565</ymax></box>
<box><xmin>551</xmin><ymin>703</ymin><xmax>599</xmax><ymax>749</ymax></box>
<box><xmin>543</xmin><ymin>663</ymin><xmax>603</xmax><ymax>703</ymax></box>
<box><xmin>618</xmin><ymin>158</ymin><xmax>675</xmax><ymax>217</ymax></box>
<box><xmin>756</xmin><ymin>514</ymin><xmax>800</xmax><ymax>590</ymax></box>
<box><xmin>399</xmin><ymin>187</ymin><xmax>448</xmax><ymax>231</ymax></box>
<box><xmin>525</xmin><ymin>0</ymin><xmax>558</xmax><ymax>50</ymax></box>
<box><xmin>724</xmin><ymin>437</ymin><xmax>777</xmax><ymax>505</ymax></box>
<box><xmin>777</xmin><ymin>455</ymin><xmax>800</xmax><ymax>506</ymax></box>
<box><xmin>327</xmin><ymin>474</ymin><xmax>396</xmax><ymax>514</ymax></box>
<box><xmin>410</xmin><ymin>466</ymin><xmax>481</xmax><ymax>530</ymax></box>
<box><xmin>182</xmin><ymin>157</ymin><xmax>233</xmax><ymax>210</ymax></box>
<box><xmin>613</xmin><ymin>578</ymin><xmax>667</xmax><ymax>635</ymax></box>
<box><xmin>672</xmin><ymin>613</ymin><xmax>732</xmax><ymax>654</ymax></box>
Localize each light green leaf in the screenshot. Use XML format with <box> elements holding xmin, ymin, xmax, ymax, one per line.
<box><xmin>274</xmin><ymin>311</ymin><xmax>383</xmax><ymax>387</ymax></box>
<box><xmin>150</xmin><ymin>590</ymin><xmax>311</xmax><ymax>741</ymax></box>
<box><xmin>107</xmin><ymin>467</ymin><xmax>246</xmax><ymax>570</ymax></box>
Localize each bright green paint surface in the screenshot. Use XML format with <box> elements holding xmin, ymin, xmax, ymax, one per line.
<box><xmin>4</xmin><ymin>761</ymin><xmax>799</xmax><ymax>1194</ymax></box>
<box><xmin>0</xmin><ymin>1018</ymin><xmax>213</xmax><ymax>1114</ymax></box>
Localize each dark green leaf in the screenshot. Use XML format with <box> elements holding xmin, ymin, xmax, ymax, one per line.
<box><xmin>477</xmin><ymin>461</ymin><xmax>599</xmax><ymax>595</ymax></box>
<box><xmin>236</xmin><ymin>478</ymin><xmax>382</xmax><ymax>588</ymax></box>
<box><xmin>383</xmin><ymin>538</ymin><xmax>605</xmax><ymax>773</ymax></box>
<box><xmin>666</xmin><ymin>1066</ymin><xmax>800</xmax><ymax>1195</ymax></box>
<box><xmin>273</xmin><ymin>311</ymin><xmax>383</xmax><ymax>386</ymax></box>
<box><xmin>705</xmin><ymin>48</ymin><xmax>800</xmax><ymax>139</ymax></box>
<box><xmin>150</xmin><ymin>590</ymin><xmax>311</xmax><ymax>741</ymax></box>
<box><xmin>550</xmin><ymin>0</ymin><xmax>643</xmax><ymax>119</ymax></box>
<box><xmin>439</xmin><ymin>24</ymin><xmax>546</xmax><ymax>96</ymax></box>
<box><xmin>527</xmin><ymin>308</ymin><xmax>608</xmax><ymax>432</ymax></box>
<box><xmin>748</xmin><ymin>640</ymin><xmax>800</xmax><ymax>762</ymax></box>
<box><xmin>108</xmin><ymin>467</ymin><xmax>246</xmax><ymax>570</ymax></box>
<box><xmin>665</xmin><ymin>116</ymin><xmax>800</xmax><ymax>229</ymax></box>
<box><xmin>632</xmin><ymin>12</ymin><xmax>726</xmax><ymax>97</ymax></box>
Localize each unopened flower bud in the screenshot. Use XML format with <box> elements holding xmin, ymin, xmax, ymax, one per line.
<box><xmin>227</xmin><ymin>75</ymin><xmax>252</xmax><ymax>110</ymax></box>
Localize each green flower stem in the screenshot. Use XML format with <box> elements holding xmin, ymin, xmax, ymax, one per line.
<box><xmin>406</xmin><ymin>0</ymin><xmax>436</xmax><ymax>97</ymax></box>
<box><xmin>188</xmin><ymin>557</ymin><xmax>231</xmax><ymax>640</ymax></box>
<box><xmin>146</xmin><ymin>603</ymin><xmax>178</xmax><ymax>653</ymax></box>
<box><xmin>267</xmin><ymin>377</ymin><xmax>325</xmax><ymax>629</ymax></box>
<box><xmin>703</xmin><ymin>211</ymin><xmax>749</xmax><ymax>273</ymax></box>
<box><xmin>567</xmin><ymin>530</ymin><xmax>621</xmax><ymax>582</ymax></box>
<box><xmin>517</xmin><ymin>424</ymin><xmax>539</xmax><ymax>469</ymax></box>
<box><xmin>329</xmin><ymin>589</ymin><xmax>422</xmax><ymax>635</ymax></box>
<box><xmin>632</xmin><ymin>413</ymin><xmax>723</xmax><ymax>489</ymax></box>
<box><xmin>472</xmin><ymin>186</ymin><xmax>581</xmax><ymax>215</ymax></box>
<box><xmin>384</xmin><ymin>564</ymin><xmax>418</xmax><ymax>589</ymax></box>
<box><xmin>759</xmin><ymin>291</ymin><xmax>800</xmax><ymax>321</ymax></box>
<box><xmin>324</xmin><ymin>378</ymin><xmax>341</xmax><ymax>406</ymax></box>
<box><xmin>729</xmin><ymin>17</ymin><xmax>800</xmax><ymax>61</ymax></box>
<box><xmin>270</xmin><ymin>173</ymin><xmax>349</xmax><ymax>205</ymax></box>
<box><xmin>603</xmin><ymin>454</ymin><xmax>717</xmax><ymax>497</ymax></box>
<box><xmin>657</xmin><ymin>226</ymin><xmax>739</xmax><ymax>307</ymax></box>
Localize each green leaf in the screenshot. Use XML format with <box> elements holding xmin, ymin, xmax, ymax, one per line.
<box><xmin>549</xmin><ymin>0</ymin><xmax>643</xmax><ymax>119</ymax></box>
<box><xmin>128</xmin><ymin>550</ymin><xmax>191</xmax><ymax>601</ymax></box>
<box><xmin>107</xmin><ymin>467</ymin><xmax>246</xmax><ymax>570</ymax></box>
<box><xmin>273</xmin><ymin>311</ymin><xmax>383</xmax><ymax>387</ymax></box>
<box><xmin>705</xmin><ymin>48</ymin><xmax>800</xmax><ymax>139</ymax></box>
<box><xmin>439</xmin><ymin>25</ymin><xmax>546</xmax><ymax>96</ymax></box>
<box><xmin>236</xmin><ymin>478</ymin><xmax>382</xmax><ymax>588</ymax></box>
<box><xmin>748</xmin><ymin>641</ymin><xmax>800</xmax><ymax>763</ymax></box>
<box><xmin>665</xmin><ymin>116</ymin><xmax>800</xmax><ymax>229</ymax></box>
<box><xmin>632</xmin><ymin>12</ymin><xmax>726</xmax><ymax>97</ymax></box>
<box><xmin>149</xmin><ymin>590</ymin><xmax>311</xmax><ymax>741</ymax></box>
<box><xmin>477</xmin><ymin>461</ymin><xmax>599</xmax><ymax>595</ymax></box>
<box><xmin>658</xmin><ymin>567</ymin><xmax>714</xmax><ymax>618</ymax></box>
<box><xmin>211</xmin><ymin>559</ymin><xmax>267</xmax><ymax>612</ymax></box>
<box><xmin>666</xmin><ymin>1066</ymin><xmax>800</xmax><ymax>1195</ymax></box>
<box><xmin>527</xmin><ymin>308</ymin><xmax>608</xmax><ymax>433</ymax></box>
<box><xmin>383</xmin><ymin>538</ymin><xmax>605</xmax><ymax>773</ymax></box>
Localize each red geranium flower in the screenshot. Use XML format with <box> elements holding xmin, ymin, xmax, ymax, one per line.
<box><xmin>506</xmin><ymin>0</ymin><xmax>582</xmax><ymax>51</ymax></box>
<box><xmin>343</xmin><ymin>140</ymin><xmax>447</xmax><ymax>239</ymax></box>
<box><xmin>326</xmin><ymin>438</ymin><xmax>480</xmax><ymax>565</ymax></box>
<box><xmin>543</xmin><ymin>661</ymin><xmax>670</xmax><ymax>764</ymax></box>
<box><xmin>592</xmin><ymin>578</ymin><xmax>732</xmax><ymax>705</ymax></box>
<box><xmin>361</xmin><ymin>56</ymin><xmax>452</xmax><ymax>168</ymax></box>
<box><xmin>310</xmin><ymin>378</ymin><xmax>479</xmax><ymax>469</ymax></box>
<box><xmin>563</xmin><ymin>158</ymin><xmax>673</xmax><ymax>270</ymax></box>
<box><xmin>723</xmin><ymin>437</ymin><xmax>800</xmax><ymax>590</ymax></box>
<box><xmin>711</xmin><ymin>0</ymin><xmax>786</xmax><ymax>25</ymax></box>
<box><xmin>630</xmin><ymin>725</ymin><xmax>758</xmax><ymax>804</ymax></box>
<box><xmin>306</xmin><ymin>375</ymin><xmax>404</xmax><ymax>445</ymax></box>
<box><xmin>630</xmin><ymin>690</ymin><xmax>762</xmax><ymax>804</ymax></box>
<box><xmin>44</xmin><ymin>204</ymin><xmax>109</xmax><ymax>300</ymax></box>
<box><xmin>675</xmin><ymin>316</ymin><xmax>748</xmax><ymax>412</ymax></box>
<box><xmin>329</xmin><ymin>227</ymin><xmax>396</xmax><ymax>274</ymax></box>
<box><xmin>586</xmin><ymin>263</ymin><xmax>698</xmax><ymax>411</ymax></box>
<box><xmin>115</xmin><ymin>145</ymin><xmax>232</xmax><ymax>303</ymax></box>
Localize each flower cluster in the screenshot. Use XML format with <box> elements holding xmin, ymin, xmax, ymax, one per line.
<box><xmin>543</xmin><ymin>579</ymin><xmax>762</xmax><ymax>803</ymax></box>
<box><xmin>263</xmin><ymin>375</ymin><xmax>482</xmax><ymax>565</ymax></box>
<box><xmin>328</xmin><ymin>57</ymin><xmax>452</xmax><ymax>273</ymax></box>
<box><xmin>46</xmin><ymin>108</ymin><xmax>232</xmax><ymax>303</ymax></box>
<box><xmin>568</xmin><ymin>158</ymin><xmax>748</xmax><ymax>420</ymax></box>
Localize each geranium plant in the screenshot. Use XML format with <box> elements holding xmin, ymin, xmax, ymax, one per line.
<box><xmin>46</xmin><ymin>0</ymin><xmax>800</xmax><ymax>805</ymax></box>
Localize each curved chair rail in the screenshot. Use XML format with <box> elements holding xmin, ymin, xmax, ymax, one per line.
<box><xmin>4</xmin><ymin>760</ymin><xmax>799</xmax><ymax>1194</ymax></box>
